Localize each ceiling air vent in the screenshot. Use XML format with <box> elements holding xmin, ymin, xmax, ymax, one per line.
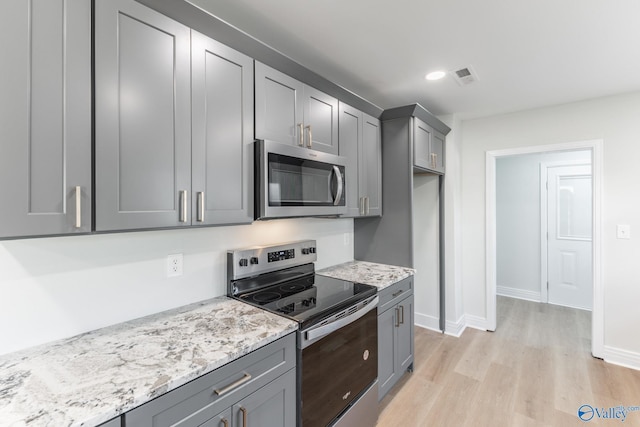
<box><xmin>452</xmin><ymin>66</ymin><xmax>478</xmax><ymax>86</ymax></box>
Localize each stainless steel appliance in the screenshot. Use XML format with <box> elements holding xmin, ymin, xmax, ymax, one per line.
<box><xmin>228</xmin><ymin>240</ymin><xmax>378</xmax><ymax>427</ymax></box>
<box><xmin>255</xmin><ymin>140</ymin><xmax>347</xmax><ymax>220</ymax></box>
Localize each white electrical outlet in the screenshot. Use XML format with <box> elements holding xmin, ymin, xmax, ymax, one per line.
<box><xmin>617</xmin><ymin>224</ymin><xmax>631</xmax><ymax>239</ymax></box>
<box><xmin>167</xmin><ymin>253</ymin><xmax>183</xmax><ymax>277</ymax></box>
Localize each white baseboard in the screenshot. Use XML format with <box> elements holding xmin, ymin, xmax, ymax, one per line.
<box><xmin>445</xmin><ymin>315</ymin><xmax>466</xmax><ymax>337</ymax></box>
<box><xmin>465</xmin><ymin>314</ymin><xmax>489</xmax><ymax>331</ymax></box>
<box><xmin>497</xmin><ymin>286</ymin><xmax>541</xmax><ymax>302</ymax></box>
<box><xmin>414</xmin><ymin>312</ymin><xmax>440</xmax><ymax>332</ymax></box>
<box><xmin>603</xmin><ymin>345</ymin><xmax>640</xmax><ymax>371</ymax></box>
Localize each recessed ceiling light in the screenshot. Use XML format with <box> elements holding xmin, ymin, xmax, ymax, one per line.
<box><xmin>425</xmin><ymin>71</ymin><xmax>446</xmax><ymax>81</ymax></box>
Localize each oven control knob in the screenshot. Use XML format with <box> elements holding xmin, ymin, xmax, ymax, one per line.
<box><xmin>239</xmin><ymin>258</ymin><xmax>248</xmax><ymax>267</ymax></box>
<box><xmin>309</xmin><ymin>247</ymin><xmax>316</xmax><ymax>254</ymax></box>
<box><xmin>302</xmin><ymin>299</ymin><xmax>310</xmax><ymax>307</ymax></box>
<box><xmin>250</xmin><ymin>257</ymin><xmax>259</xmax><ymax>265</ymax></box>
<box><xmin>302</xmin><ymin>248</ymin><xmax>310</xmax><ymax>255</ymax></box>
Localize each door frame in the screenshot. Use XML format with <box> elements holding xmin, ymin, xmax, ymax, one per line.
<box><xmin>540</xmin><ymin>160</ymin><xmax>592</xmax><ymax>305</ymax></box>
<box><xmin>486</xmin><ymin>139</ymin><xmax>603</xmax><ymax>358</ymax></box>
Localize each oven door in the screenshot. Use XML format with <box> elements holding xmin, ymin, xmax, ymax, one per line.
<box><xmin>301</xmin><ymin>301</ymin><xmax>378</xmax><ymax>427</ymax></box>
<box><xmin>256</xmin><ymin>140</ymin><xmax>347</xmax><ymax>219</ymax></box>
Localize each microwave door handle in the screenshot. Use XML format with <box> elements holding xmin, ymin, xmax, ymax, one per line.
<box><xmin>332</xmin><ymin>165</ymin><xmax>344</xmax><ymax>206</ymax></box>
<box><xmin>305</xmin><ymin>296</ymin><xmax>378</xmax><ymax>342</ymax></box>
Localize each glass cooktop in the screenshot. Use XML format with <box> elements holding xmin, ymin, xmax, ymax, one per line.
<box><xmin>238</xmin><ymin>274</ymin><xmax>377</xmax><ymax>327</ymax></box>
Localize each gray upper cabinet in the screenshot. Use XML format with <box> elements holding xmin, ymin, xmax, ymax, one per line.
<box><xmin>95</xmin><ymin>0</ymin><xmax>253</xmax><ymax>231</ymax></box>
<box><xmin>256</xmin><ymin>62</ymin><xmax>339</xmax><ymax>154</ymax></box>
<box><xmin>255</xmin><ymin>62</ymin><xmax>304</xmax><ymax>147</ymax></box>
<box><xmin>0</xmin><ymin>0</ymin><xmax>91</xmax><ymax>238</ymax></box>
<box><xmin>95</xmin><ymin>0</ymin><xmax>192</xmax><ymax>231</ymax></box>
<box><xmin>360</xmin><ymin>114</ymin><xmax>382</xmax><ymax>216</ymax></box>
<box><xmin>191</xmin><ymin>31</ymin><xmax>254</xmax><ymax>226</ymax></box>
<box><xmin>339</xmin><ymin>103</ymin><xmax>381</xmax><ymax>217</ymax></box>
<box><xmin>414</xmin><ymin>118</ymin><xmax>445</xmax><ymax>174</ymax></box>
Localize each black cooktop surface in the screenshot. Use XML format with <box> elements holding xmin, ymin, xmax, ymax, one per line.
<box><xmin>238</xmin><ymin>274</ymin><xmax>377</xmax><ymax>326</ymax></box>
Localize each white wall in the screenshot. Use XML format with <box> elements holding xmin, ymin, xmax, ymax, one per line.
<box><xmin>496</xmin><ymin>150</ymin><xmax>590</xmax><ymax>301</ymax></box>
<box><xmin>461</xmin><ymin>90</ymin><xmax>640</xmax><ymax>364</ymax></box>
<box><xmin>0</xmin><ymin>218</ymin><xmax>354</xmax><ymax>355</ymax></box>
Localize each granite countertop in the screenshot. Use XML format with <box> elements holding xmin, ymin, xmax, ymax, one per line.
<box><xmin>318</xmin><ymin>260</ymin><xmax>415</xmax><ymax>291</ymax></box>
<box><xmin>0</xmin><ymin>297</ymin><xmax>297</xmax><ymax>427</ymax></box>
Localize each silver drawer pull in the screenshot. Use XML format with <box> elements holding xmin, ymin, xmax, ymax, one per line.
<box><xmin>240</xmin><ymin>407</ymin><xmax>248</xmax><ymax>427</ymax></box>
<box><xmin>214</xmin><ymin>373</ymin><xmax>252</xmax><ymax>396</ymax></box>
<box><xmin>75</xmin><ymin>186</ymin><xmax>82</xmax><ymax>228</ymax></box>
<box><xmin>392</xmin><ymin>289</ymin><xmax>404</xmax><ymax>298</ymax></box>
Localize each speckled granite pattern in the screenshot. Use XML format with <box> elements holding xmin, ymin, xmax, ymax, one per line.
<box><xmin>318</xmin><ymin>261</ymin><xmax>415</xmax><ymax>291</ymax></box>
<box><xmin>0</xmin><ymin>297</ymin><xmax>297</xmax><ymax>427</ymax></box>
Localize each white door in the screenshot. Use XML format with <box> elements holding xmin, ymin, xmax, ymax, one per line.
<box><xmin>547</xmin><ymin>164</ymin><xmax>592</xmax><ymax>310</ymax></box>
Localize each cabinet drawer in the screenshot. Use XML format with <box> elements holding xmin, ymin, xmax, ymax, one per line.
<box><xmin>378</xmin><ymin>277</ymin><xmax>413</xmax><ymax>313</ymax></box>
<box><xmin>125</xmin><ymin>333</ymin><xmax>295</xmax><ymax>427</ymax></box>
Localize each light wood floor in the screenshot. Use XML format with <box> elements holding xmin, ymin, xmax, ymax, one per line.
<box><xmin>377</xmin><ymin>296</ymin><xmax>640</xmax><ymax>426</ymax></box>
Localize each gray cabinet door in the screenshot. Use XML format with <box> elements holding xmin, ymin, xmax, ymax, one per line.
<box><xmin>255</xmin><ymin>62</ymin><xmax>304</xmax><ymax>147</ymax></box>
<box><xmin>199</xmin><ymin>408</ymin><xmax>232</xmax><ymax>427</ymax></box>
<box><xmin>397</xmin><ymin>294</ymin><xmax>414</xmax><ymax>374</ymax></box>
<box><xmin>303</xmin><ymin>86</ymin><xmax>339</xmax><ymax>154</ymax></box>
<box><xmin>413</xmin><ymin>118</ymin><xmax>432</xmax><ymax>171</ymax></box>
<box><xmin>338</xmin><ymin>102</ymin><xmax>362</xmax><ymax>217</ymax></box>
<box><xmin>377</xmin><ymin>303</ymin><xmax>397</xmax><ymax>400</ymax></box>
<box><xmin>360</xmin><ymin>114</ymin><xmax>382</xmax><ymax>216</ymax></box>
<box><xmin>413</xmin><ymin>118</ymin><xmax>445</xmax><ymax>174</ymax></box>
<box><xmin>191</xmin><ymin>31</ymin><xmax>254</xmax><ymax>225</ymax></box>
<box><xmin>431</xmin><ymin>130</ymin><xmax>446</xmax><ymax>174</ymax></box>
<box><xmin>0</xmin><ymin>0</ymin><xmax>91</xmax><ymax>238</ymax></box>
<box><xmin>232</xmin><ymin>368</ymin><xmax>296</xmax><ymax>427</ymax></box>
<box><xmin>98</xmin><ymin>417</ymin><xmax>122</xmax><ymax>427</ymax></box>
<box><xmin>95</xmin><ymin>0</ymin><xmax>191</xmax><ymax>231</ymax></box>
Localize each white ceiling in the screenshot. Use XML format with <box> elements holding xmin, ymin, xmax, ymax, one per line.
<box><xmin>190</xmin><ymin>0</ymin><xmax>640</xmax><ymax>119</ymax></box>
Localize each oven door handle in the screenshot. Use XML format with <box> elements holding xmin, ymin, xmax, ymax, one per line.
<box><xmin>306</xmin><ymin>296</ymin><xmax>378</xmax><ymax>342</ymax></box>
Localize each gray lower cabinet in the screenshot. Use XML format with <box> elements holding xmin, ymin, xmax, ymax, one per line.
<box><xmin>414</xmin><ymin>117</ymin><xmax>445</xmax><ymax>174</ymax></box>
<box><xmin>95</xmin><ymin>0</ymin><xmax>253</xmax><ymax>231</ymax></box>
<box><xmin>0</xmin><ymin>0</ymin><xmax>91</xmax><ymax>239</ymax></box>
<box><xmin>255</xmin><ymin>62</ymin><xmax>339</xmax><ymax>155</ymax></box>
<box><xmin>377</xmin><ymin>277</ymin><xmax>414</xmax><ymax>401</ymax></box>
<box><xmin>98</xmin><ymin>417</ymin><xmax>122</xmax><ymax>427</ymax></box>
<box><xmin>339</xmin><ymin>103</ymin><xmax>382</xmax><ymax>217</ymax></box>
<box><xmin>124</xmin><ymin>333</ymin><xmax>296</xmax><ymax>427</ymax></box>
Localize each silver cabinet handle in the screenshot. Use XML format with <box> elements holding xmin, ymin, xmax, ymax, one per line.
<box><xmin>305</xmin><ymin>124</ymin><xmax>312</xmax><ymax>148</ymax></box>
<box><xmin>399</xmin><ymin>304</ymin><xmax>405</xmax><ymax>325</ymax></box>
<box><xmin>75</xmin><ymin>186</ymin><xmax>81</xmax><ymax>228</ymax></box>
<box><xmin>214</xmin><ymin>373</ymin><xmax>252</xmax><ymax>396</ymax></box>
<box><xmin>239</xmin><ymin>407</ymin><xmax>248</xmax><ymax>427</ymax></box>
<box><xmin>392</xmin><ymin>289</ymin><xmax>404</xmax><ymax>298</ymax></box>
<box><xmin>395</xmin><ymin>307</ymin><xmax>400</xmax><ymax>328</ymax></box>
<box><xmin>197</xmin><ymin>192</ymin><xmax>204</xmax><ymax>222</ymax></box>
<box><xmin>298</xmin><ymin>123</ymin><xmax>304</xmax><ymax>146</ymax></box>
<box><xmin>179</xmin><ymin>190</ymin><xmax>188</xmax><ymax>223</ymax></box>
<box><xmin>365</xmin><ymin>196</ymin><xmax>370</xmax><ymax>215</ymax></box>
<box><xmin>221</xmin><ymin>419</ymin><xmax>229</xmax><ymax>427</ymax></box>
<box><xmin>332</xmin><ymin>165</ymin><xmax>343</xmax><ymax>206</ymax></box>
<box><xmin>431</xmin><ymin>153</ymin><xmax>437</xmax><ymax>169</ymax></box>
<box><xmin>359</xmin><ymin>197</ymin><xmax>364</xmax><ymax>216</ymax></box>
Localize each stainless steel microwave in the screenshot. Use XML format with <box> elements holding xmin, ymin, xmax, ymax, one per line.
<box><xmin>255</xmin><ymin>139</ymin><xmax>347</xmax><ymax>219</ymax></box>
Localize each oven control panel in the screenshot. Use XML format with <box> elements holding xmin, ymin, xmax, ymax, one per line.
<box><xmin>268</xmin><ymin>249</ymin><xmax>296</xmax><ymax>263</ymax></box>
<box><xmin>227</xmin><ymin>240</ymin><xmax>317</xmax><ymax>280</ymax></box>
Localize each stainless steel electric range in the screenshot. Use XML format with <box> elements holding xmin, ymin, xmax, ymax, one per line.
<box><xmin>227</xmin><ymin>240</ymin><xmax>379</xmax><ymax>427</ymax></box>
